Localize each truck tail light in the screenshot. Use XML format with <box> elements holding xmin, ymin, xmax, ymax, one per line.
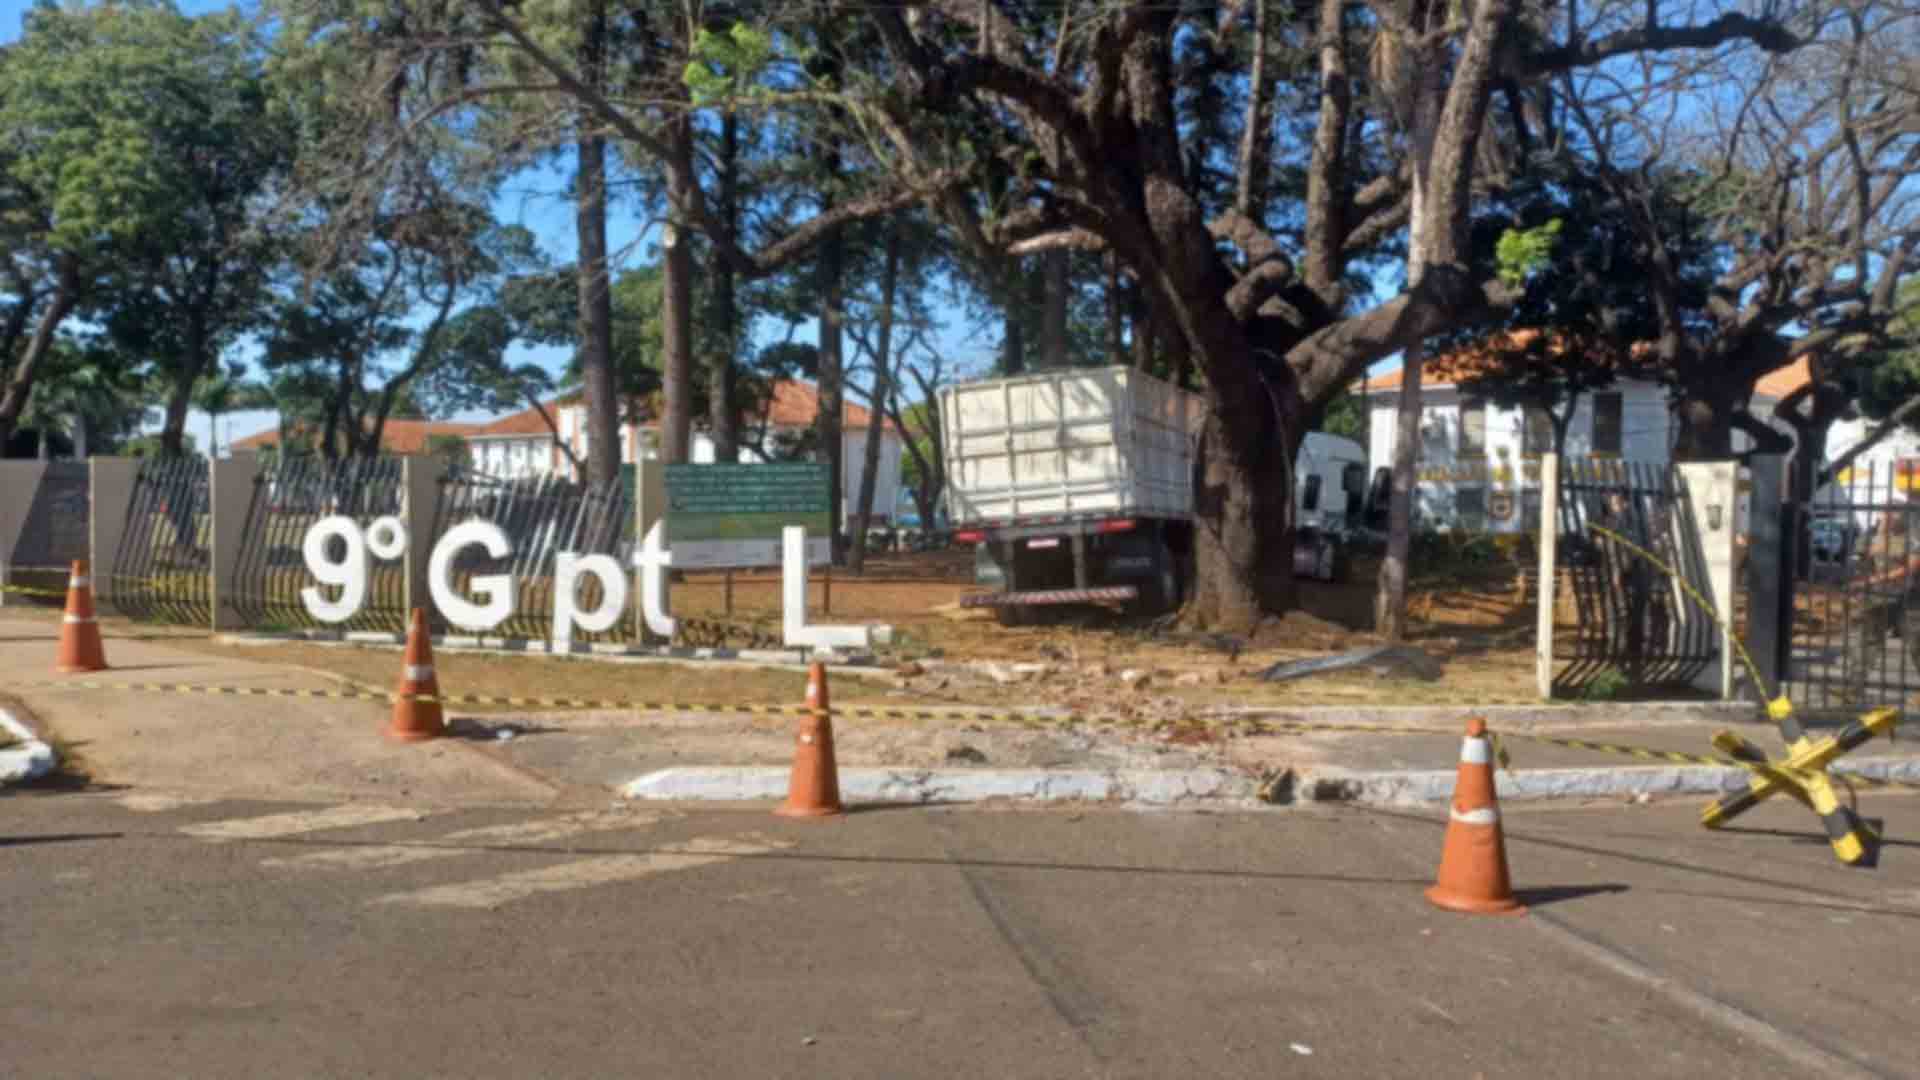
<box><xmin>954</xmin><ymin>530</ymin><xmax>986</xmax><ymax>545</ymax></box>
<box><xmin>1096</xmin><ymin>519</ymin><xmax>1137</xmax><ymax>534</ymax></box>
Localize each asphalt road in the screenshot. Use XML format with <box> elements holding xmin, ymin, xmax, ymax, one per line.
<box><xmin>4</xmin><ymin>790</ymin><xmax>1918</xmax><ymax>1079</ymax></box>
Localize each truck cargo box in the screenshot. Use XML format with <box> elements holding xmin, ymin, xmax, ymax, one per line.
<box><xmin>939</xmin><ymin>366</ymin><xmax>1202</xmax><ymax>527</ymax></box>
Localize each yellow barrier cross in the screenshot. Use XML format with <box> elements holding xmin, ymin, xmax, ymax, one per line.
<box><xmin>1700</xmin><ymin>706</ymin><xmax>1899</xmax><ymax>865</ymax></box>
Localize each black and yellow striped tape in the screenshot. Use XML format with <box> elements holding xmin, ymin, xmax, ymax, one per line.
<box><xmin>15</xmin><ymin>678</ymin><xmax>1920</xmax><ymax>790</ymax></box>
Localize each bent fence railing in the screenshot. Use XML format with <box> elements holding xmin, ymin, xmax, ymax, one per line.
<box><xmin>228</xmin><ymin>455</ymin><xmax>408</xmax><ymax>634</ymax></box>
<box><xmin>427</xmin><ymin>469</ymin><xmax>635</xmax><ymax>643</ymax></box>
<box><xmin>1549</xmin><ymin>458</ymin><xmax>1718</xmax><ymax>696</ymax></box>
<box><xmin>109</xmin><ymin>455</ymin><xmax>212</xmax><ymax>625</ymax></box>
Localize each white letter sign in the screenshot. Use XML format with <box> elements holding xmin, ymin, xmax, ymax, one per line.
<box><xmin>429</xmin><ymin>520</ymin><xmax>515</xmax><ymax>632</ymax></box>
<box><xmin>301</xmin><ymin>516</ymin><xmax>368</xmax><ymax>624</ymax></box>
<box><xmin>552</xmin><ymin>552</ymin><xmax>628</xmax><ymax>652</ymax></box>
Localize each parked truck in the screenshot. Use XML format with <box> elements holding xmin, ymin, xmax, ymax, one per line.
<box><xmin>938</xmin><ymin>366</ymin><xmax>1366</xmax><ymax>624</ymax></box>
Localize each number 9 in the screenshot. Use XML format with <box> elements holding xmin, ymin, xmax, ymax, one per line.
<box><xmin>302</xmin><ymin>516</ymin><xmax>368</xmax><ymax>624</ymax></box>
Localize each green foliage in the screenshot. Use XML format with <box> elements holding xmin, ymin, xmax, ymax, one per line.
<box><xmin>1494</xmin><ymin>219</ymin><xmax>1563</xmax><ymax>287</ymax></box>
<box><xmin>1318</xmin><ymin>389</ymin><xmax>1365</xmax><ymax>441</ymax></box>
<box><xmin>121</xmin><ymin>433</ymin><xmax>195</xmax><ymax>458</ymax></box>
<box><xmin>685</xmin><ymin>24</ymin><xmax>777</xmax><ymax>105</ymax></box>
<box><xmin>1580</xmin><ymin>669</ymin><xmax>1630</xmax><ymax>701</ymax></box>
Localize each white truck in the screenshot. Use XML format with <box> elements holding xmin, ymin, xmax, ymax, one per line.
<box><xmin>938</xmin><ymin>366</ymin><xmax>1366</xmax><ymax>623</ymax></box>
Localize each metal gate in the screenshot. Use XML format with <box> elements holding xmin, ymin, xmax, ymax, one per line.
<box><xmin>1551</xmin><ymin>459</ymin><xmax>1718</xmax><ymax>695</ymax></box>
<box><xmin>1770</xmin><ymin>459</ymin><xmax>1920</xmax><ymax>716</ymax></box>
<box><xmin>109</xmin><ymin>455</ymin><xmax>211</xmax><ymax>624</ymax></box>
<box><xmin>428</xmin><ymin>468</ymin><xmax>634</xmax><ymax>642</ymax></box>
<box><xmin>229</xmin><ymin>455</ymin><xmax>408</xmax><ymax>633</ymax></box>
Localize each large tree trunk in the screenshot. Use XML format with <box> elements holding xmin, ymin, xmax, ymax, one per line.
<box><xmin>1002</xmin><ymin>297</ymin><xmax>1025</xmax><ymax>375</ymax></box>
<box><xmin>1671</xmin><ymin>393</ymin><xmax>1740</xmax><ymax>461</ymax></box>
<box><xmin>161</xmin><ymin>374</ymin><xmax>197</xmax><ymax>459</ymax></box>
<box><xmin>660</xmin><ymin>112</ymin><xmax>697</xmax><ymax>465</ymax></box>
<box><xmin>575</xmin><ymin>0</ymin><xmax>618</xmax><ymax>486</ymax></box>
<box><xmin>1188</xmin><ymin>394</ymin><xmax>1299</xmax><ymax>630</ymax></box>
<box><xmin>1041</xmin><ymin>249</ymin><xmax>1069</xmax><ymax>369</ymax></box>
<box><xmin>1375</xmin><ymin>344</ymin><xmax>1424</xmax><ymax>638</ymax></box>
<box><xmin>0</xmin><ymin>274</ymin><xmax>79</xmax><ymax>451</ymax></box>
<box><xmin>816</xmin><ymin>226</ymin><xmax>847</xmax><ymax>563</ymax></box>
<box><xmin>707</xmin><ymin>110</ymin><xmax>741</xmax><ymax>463</ymax></box>
<box><xmin>849</xmin><ymin>223</ymin><xmax>902</xmax><ymax>574</ymax></box>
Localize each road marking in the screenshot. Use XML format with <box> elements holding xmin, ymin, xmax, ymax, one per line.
<box><xmin>259</xmin><ymin>812</ymin><xmax>660</xmax><ymax>872</ymax></box>
<box><xmin>370</xmin><ymin>833</ymin><xmax>790</xmax><ymax>910</ymax></box>
<box><xmin>181</xmin><ymin>804</ymin><xmax>421</xmax><ymax>841</ymax></box>
<box><xmin>117</xmin><ymin>793</ymin><xmax>219</xmax><ymax>813</ymax></box>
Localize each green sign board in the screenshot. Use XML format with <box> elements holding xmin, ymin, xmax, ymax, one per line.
<box><xmin>664</xmin><ymin>462</ymin><xmax>832</xmax><ymax>568</ymax></box>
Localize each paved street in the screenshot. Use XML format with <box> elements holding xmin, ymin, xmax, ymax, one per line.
<box><xmin>6</xmin><ymin>790</ymin><xmax>1918</xmax><ymax>1078</ymax></box>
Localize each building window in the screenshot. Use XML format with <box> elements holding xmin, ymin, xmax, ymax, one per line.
<box><xmin>1592</xmin><ymin>392</ymin><xmax>1623</xmax><ymax>455</ymax></box>
<box><xmin>1456</xmin><ymin>486</ymin><xmax>1487</xmax><ymax>529</ymax></box>
<box><xmin>1460</xmin><ymin>400</ymin><xmax>1486</xmax><ymax>455</ymax></box>
<box><xmin>1523</xmin><ymin>407</ymin><xmax>1556</xmax><ymax>455</ymax></box>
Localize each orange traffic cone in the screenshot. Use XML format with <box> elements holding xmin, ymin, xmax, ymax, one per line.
<box><xmin>1426</xmin><ymin>717</ymin><xmax>1525</xmax><ymax>915</ymax></box>
<box><xmin>776</xmin><ymin>662</ymin><xmax>845</xmax><ymax>817</ymax></box>
<box><xmin>387</xmin><ymin>608</ymin><xmax>445</xmax><ymax>742</ymax></box>
<box><xmin>54</xmin><ymin>560</ymin><xmax>108</xmax><ymax>674</ymax></box>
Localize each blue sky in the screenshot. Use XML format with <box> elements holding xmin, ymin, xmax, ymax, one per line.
<box><xmin>5</xmin><ymin>0</ymin><xmax>1398</xmax><ymax>454</ymax></box>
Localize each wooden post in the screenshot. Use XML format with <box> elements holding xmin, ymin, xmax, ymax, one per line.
<box><xmin>823</xmin><ymin>564</ymin><xmax>833</xmax><ymax>616</ymax></box>
<box><xmin>1535</xmin><ymin>453</ymin><xmax>1559</xmax><ymax>699</ymax></box>
<box><xmin>724</xmin><ymin>567</ymin><xmax>734</xmax><ymax>617</ymax></box>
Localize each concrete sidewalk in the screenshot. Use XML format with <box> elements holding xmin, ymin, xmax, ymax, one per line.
<box><xmin>6</xmin><ymin>614</ymin><xmax>1918</xmax><ymax>809</ymax></box>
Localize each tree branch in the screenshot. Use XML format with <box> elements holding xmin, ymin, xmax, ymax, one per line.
<box><xmin>1525</xmin><ymin>13</ymin><xmax>1801</xmax><ymax>76</ymax></box>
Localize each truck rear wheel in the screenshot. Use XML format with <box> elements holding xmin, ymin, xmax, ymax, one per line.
<box><xmin>1125</xmin><ymin>540</ymin><xmax>1182</xmax><ymax>617</ymax></box>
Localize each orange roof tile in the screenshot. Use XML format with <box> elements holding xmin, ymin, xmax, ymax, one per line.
<box><xmin>232</xmin><ymin>419</ymin><xmax>481</xmax><ymax>454</ymax></box>
<box><xmin>1753</xmin><ymin>356</ymin><xmax>1812</xmax><ymax>400</ymax></box>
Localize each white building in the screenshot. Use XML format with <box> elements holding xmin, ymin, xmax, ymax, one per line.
<box><xmin>463</xmin><ymin>380</ymin><xmax>907</xmax><ymax>524</ymax></box>
<box><xmin>1357</xmin><ymin>348</ymin><xmax>1883</xmax><ymax>533</ymax></box>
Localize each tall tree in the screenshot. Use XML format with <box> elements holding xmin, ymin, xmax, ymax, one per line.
<box><xmin>1556</xmin><ymin>0</ymin><xmax>1920</xmax><ymax>461</ymax></box>
<box><xmin>0</xmin><ymin>4</ymin><xmax>283</xmax><ymax>452</ymax></box>
<box><xmin>846</xmin><ymin>2</ymin><xmax>1798</xmax><ymax>631</ymax></box>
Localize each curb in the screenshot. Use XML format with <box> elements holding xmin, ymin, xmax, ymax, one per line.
<box><xmin>1212</xmin><ymin>701</ymin><xmax>1760</xmax><ymax>729</ymax></box>
<box><xmin>1296</xmin><ymin>755</ymin><xmax>1920</xmax><ymax>805</ymax></box>
<box><xmin>0</xmin><ymin>707</ymin><xmax>57</xmax><ymax>786</ymax></box>
<box><xmin>623</xmin><ymin>766</ymin><xmax>1266</xmax><ymax>808</ymax></box>
<box><xmin>619</xmin><ymin>756</ymin><xmax>1920</xmax><ymax>810</ymax></box>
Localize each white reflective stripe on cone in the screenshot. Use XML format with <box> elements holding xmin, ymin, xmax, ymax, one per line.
<box><xmin>69</xmin><ymin>575</ymin><xmax>91</xmax><ymax>588</ymax></box>
<box><xmin>404</xmin><ymin>665</ymin><xmax>435</xmax><ymax>681</ymax></box>
<box><xmin>1450</xmin><ymin>806</ymin><xmax>1499</xmax><ymax>825</ymax></box>
<box><xmin>63</xmin><ymin>615</ymin><xmax>96</xmax><ymax>624</ymax></box>
<box><xmin>1460</xmin><ymin>738</ymin><xmax>1490</xmax><ymax>765</ymax></box>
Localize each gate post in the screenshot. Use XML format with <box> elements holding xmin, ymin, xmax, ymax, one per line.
<box><xmin>1677</xmin><ymin>461</ymin><xmax>1739</xmax><ymax>698</ymax></box>
<box><xmin>1535</xmin><ymin>453</ymin><xmax>1560</xmax><ymax>698</ymax></box>
<box><xmin>1744</xmin><ymin>454</ymin><xmax>1787</xmax><ymax>700</ymax></box>
<box><xmin>209</xmin><ymin>451</ymin><xmax>260</xmax><ymax>631</ymax></box>
<box><xmin>89</xmin><ymin>457</ymin><xmax>140</xmax><ymax>616</ymax></box>
<box><xmin>401</xmin><ymin>455</ymin><xmax>440</xmax><ymax>620</ymax></box>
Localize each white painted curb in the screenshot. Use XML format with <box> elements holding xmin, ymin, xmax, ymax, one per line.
<box><xmin>1297</xmin><ymin>756</ymin><xmax>1920</xmax><ymax>805</ymax></box>
<box><xmin>0</xmin><ymin>707</ymin><xmax>57</xmax><ymax>786</ymax></box>
<box><xmin>623</xmin><ymin>766</ymin><xmax>1265</xmax><ymax>808</ymax></box>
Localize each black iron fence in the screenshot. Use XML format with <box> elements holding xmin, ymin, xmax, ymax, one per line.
<box><xmin>428</xmin><ymin>468</ymin><xmax>636</xmax><ymax>643</ymax></box>
<box><xmin>1552</xmin><ymin>459</ymin><xmax>1716</xmax><ymax>695</ymax></box>
<box><xmin>110</xmin><ymin>455</ymin><xmax>211</xmax><ymax>624</ymax></box>
<box><xmin>229</xmin><ymin>455</ymin><xmax>408</xmax><ymax>633</ymax></box>
<box><xmin>1776</xmin><ymin>460</ymin><xmax>1920</xmax><ymax>716</ymax></box>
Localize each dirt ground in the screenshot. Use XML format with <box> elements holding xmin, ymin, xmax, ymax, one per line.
<box><xmin>7</xmin><ymin>547</ymin><xmax>1553</xmax><ymax>714</ymax></box>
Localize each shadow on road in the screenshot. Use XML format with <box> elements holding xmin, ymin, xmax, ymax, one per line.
<box><xmin>1514</xmin><ymin>883</ymin><xmax>1630</xmax><ymax>907</ymax></box>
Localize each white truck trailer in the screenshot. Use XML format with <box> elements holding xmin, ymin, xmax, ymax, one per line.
<box><xmin>938</xmin><ymin>366</ymin><xmax>1365</xmax><ymax>623</ymax></box>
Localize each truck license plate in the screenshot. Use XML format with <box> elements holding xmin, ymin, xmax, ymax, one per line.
<box><xmin>1026</xmin><ymin>538</ymin><xmax>1061</xmax><ymax>549</ymax></box>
